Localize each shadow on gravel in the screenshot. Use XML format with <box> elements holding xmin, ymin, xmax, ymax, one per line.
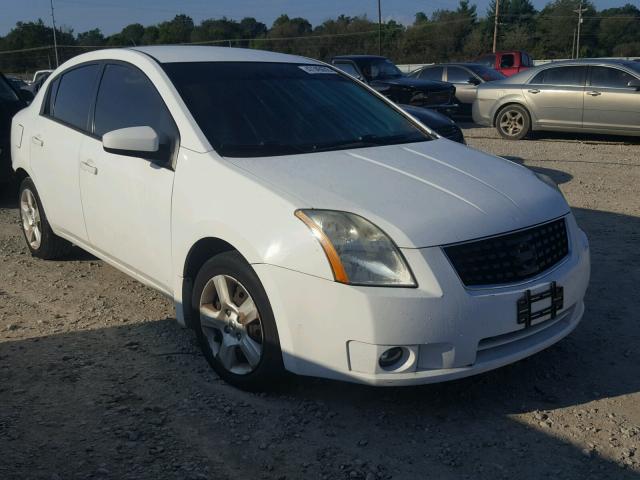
<box><xmin>1</xmin><ymin>207</ymin><xmax>639</xmax><ymax>479</ymax></box>
<box><xmin>502</xmin><ymin>155</ymin><xmax>574</xmax><ymax>185</ymax></box>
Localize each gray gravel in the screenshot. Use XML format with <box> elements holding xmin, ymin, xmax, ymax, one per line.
<box><xmin>1</xmin><ymin>124</ymin><xmax>639</xmax><ymax>479</ymax></box>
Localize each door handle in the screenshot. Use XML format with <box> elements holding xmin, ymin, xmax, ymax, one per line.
<box><xmin>80</xmin><ymin>160</ymin><xmax>98</xmax><ymax>175</ymax></box>
<box><xmin>586</xmin><ymin>91</ymin><xmax>602</xmax><ymax>96</ymax></box>
<box><xmin>527</xmin><ymin>89</ymin><xmax>540</xmax><ymax>94</ymax></box>
<box><xmin>31</xmin><ymin>136</ymin><xmax>44</xmax><ymax>147</ymax></box>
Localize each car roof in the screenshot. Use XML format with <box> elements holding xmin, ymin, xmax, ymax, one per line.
<box><xmin>332</xmin><ymin>55</ymin><xmax>387</xmax><ymax>61</ymax></box>
<box><xmin>424</xmin><ymin>63</ymin><xmax>486</xmax><ymax>68</ymax></box>
<box><xmin>538</xmin><ymin>58</ymin><xmax>635</xmax><ymax>67</ymax></box>
<box><xmin>130</xmin><ymin>45</ymin><xmax>321</xmax><ymax>65</ymax></box>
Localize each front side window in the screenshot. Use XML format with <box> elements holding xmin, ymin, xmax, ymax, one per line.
<box><xmin>51</xmin><ymin>64</ymin><xmax>101</xmax><ymax>130</ymax></box>
<box><xmin>361</xmin><ymin>59</ymin><xmax>403</xmax><ymax>81</ymax></box>
<box><xmin>531</xmin><ymin>66</ymin><xmax>586</xmax><ymax>86</ymax></box>
<box><xmin>333</xmin><ymin>62</ymin><xmax>361</xmax><ymax>79</ymax></box>
<box><xmin>419</xmin><ymin>66</ymin><xmax>444</xmax><ymax>81</ymax></box>
<box><xmin>590</xmin><ymin>66</ymin><xmax>636</xmax><ymax>88</ymax></box>
<box><xmin>447</xmin><ymin>66</ymin><xmax>472</xmax><ymax>83</ymax></box>
<box><xmin>164</xmin><ymin>62</ymin><xmax>433</xmax><ymax>158</ymax></box>
<box><xmin>500</xmin><ymin>54</ymin><xmax>515</xmax><ymax>68</ymax></box>
<box><xmin>93</xmin><ymin>63</ymin><xmax>178</xmax><ymax>155</ymax></box>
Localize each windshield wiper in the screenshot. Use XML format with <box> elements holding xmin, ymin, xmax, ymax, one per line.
<box><xmin>310</xmin><ymin>134</ymin><xmax>422</xmax><ymax>152</ymax></box>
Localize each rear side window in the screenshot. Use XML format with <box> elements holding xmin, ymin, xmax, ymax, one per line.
<box><xmin>447</xmin><ymin>66</ymin><xmax>472</xmax><ymax>83</ymax></box>
<box><xmin>419</xmin><ymin>66</ymin><xmax>444</xmax><ymax>81</ymax></box>
<box><xmin>531</xmin><ymin>66</ymin><xmax>586</xmax><ymax>86</ymax></box>
<box><xmin>94</xmin><ymin>64</ymin><xmax>178</xmax><ymax>152</ymax></box>
<box><xmin>590</xmin><ymin>67</ymin><xmax>636</xmax><ymax>88</ymax></box>
<box><xmin>51</xmin><ymin>64</ymin><xmax>101</xmax><ymax>130</ymax></box>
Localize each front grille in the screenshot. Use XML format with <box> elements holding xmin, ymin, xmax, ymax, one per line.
<box><xmin>443</xmin><ymin>218</ymin><xmax>569</xmax><ymax>287</ymax></box>
<box><xmin>424</xmin><ymin>90</ymin><xmax>452</xmax><ymax>106</ymax></box>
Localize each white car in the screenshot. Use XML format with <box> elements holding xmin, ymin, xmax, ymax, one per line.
<box><xmin>11</xmin><ymin>46</ymin><xmax>590</xmax><ymax>390</ymax></box>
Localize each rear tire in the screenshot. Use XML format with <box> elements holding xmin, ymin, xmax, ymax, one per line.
<box><xmin>18</xmin><ymin>177</ymin><xmax>72</xmax><ymax>259</ymax></box>
<box><xmin>192</xmin><ymin>251</ymin><xmax>284</xmax><ymax>391</ymax></box>
<box><xmin>496</xmin><ymin>104</ymin><xmax>531</xmax><ymax>140</ymax></box>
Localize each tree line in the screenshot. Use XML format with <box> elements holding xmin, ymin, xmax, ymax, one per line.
<box><xmin>1</xmin><ymin>0</ymin><xmax>639</xmax><ymax>73</ymax></box>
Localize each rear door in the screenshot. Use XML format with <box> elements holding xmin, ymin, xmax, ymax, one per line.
<box><xmin>522</xmin><ymin>66</ymin><xmax>587</xmax><ymax>129</ymax></box>
<box><xmin>583</xmin><ymin>66</ymin><xmax>640</xmax><ymax>134</ymax></box>
<box><xmin>445</xmin><ymin>66</ymin><xmax>477</xmax><ymax>105</ymax></box>
<box><xmin>29</xmin><ymin>63</ymin><xmax>101</xmax><ymax>242</ymax></box>
<box><xmin>78</xmin><ymin>62</ymin><xmax>179</xmax><ymax>291</ymax></box>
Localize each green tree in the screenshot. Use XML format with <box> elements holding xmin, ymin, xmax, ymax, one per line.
<box><xmin>157</xmin><ymin>14</ymin><xmax>194</xmax><ymax>44</ymax></box>
<box><xmin>76</xmin><ymin>28</ymin><xmax>105</xmax><ymax>46</ymax></box>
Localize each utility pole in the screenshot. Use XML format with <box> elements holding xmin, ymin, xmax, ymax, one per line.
<box><xmin>377</xmin><ymin>0</ymin><xmax>382</xmax><ymax>56</ymax></box>
<box><xmin>571</xmin><ymin>28</ymin><xmax>576</xmax><ymax>59</ymax></box>
<box><xmin>50</xmin><ymin>0</ymin><xmax>59</xmax><ymax>67</ymax></box>
<box><xmin>573</xmin><ymin>0</ymin><xmax>587</xmax><ymax>59</ymax></box>
<box><xmin>492</xmin><ymin>0</ymin><xmax>500</xmax><ymax>53</ymax></box>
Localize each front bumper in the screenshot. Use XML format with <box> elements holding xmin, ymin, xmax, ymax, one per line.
<box><xmin>255</xmin><ymin>214</ymin><xmax>590</xmax><ymax>386</ymax></box>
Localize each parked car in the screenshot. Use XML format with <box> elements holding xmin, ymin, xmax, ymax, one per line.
<box><xmin>400</xmin><ymin>104</ymin><xmax>465</xmax><ymax>143</ymax></box>
<box><xmin>476</xmin><ymin>51</ymin><xmax>534</xmax><ymax>77</ymax></box>
<box><xmin>473</xmin><ymin>59</ymin><xmax>640</xmax><ymax>140</ymax></box>
<box><xmin>408</xmin><ymin>63</ymin><xmax>506</xmax><ymax>116</ymax></box>
<box><xmin>332</xmin><ymin>55</ymin><xmax>458</xmax><ymax>114</ymax></box>
<box><xmin>1</xmin><ymin>73</ymin><xmax>27</xmax><ymax>183</ymax></box>
<box><xmin>12</xmin><ymin>46</ymin><xmax>589</xmax><ymax>390</ymax></box>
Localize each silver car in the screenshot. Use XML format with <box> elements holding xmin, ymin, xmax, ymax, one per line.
<box><xmin>473</xmin><ymin>59</ymin><xmax>640</xmax><ymax>140</ymax></box>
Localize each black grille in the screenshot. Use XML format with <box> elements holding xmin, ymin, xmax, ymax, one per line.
<box><xmin>443</xmin><ymin>218</ymin><xmax>569</xmax><ymax>287</ymax></box>
<box><xmin>424</xmin><ymin>90</ymin><xmax>452</xmax><ymax>106</ymax></box>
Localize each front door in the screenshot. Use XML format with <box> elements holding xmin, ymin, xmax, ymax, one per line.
<box><xmin>583</xmin><ymin>66</ymin><xmax>640</xmax><ymax>134</ymax></box>
<box><xmin>78</xmin><ymin>63</ymin><xmax>179</xmax><ymax>291</ymax></box>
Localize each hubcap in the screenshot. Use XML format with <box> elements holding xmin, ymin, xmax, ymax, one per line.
<box><xmin>20</xmin><ymin>189</ymin><xmax>42</xmax><ymax>250</ymax></box>
<box><xmin>499</xmin><ymin>110</ymin><xmax>525</xmax><ymax>136</ymax></box>
<box><xmin>199</xmin><ymin>275</ymin><xmax>263</xmax><ymax>375</ymax></box>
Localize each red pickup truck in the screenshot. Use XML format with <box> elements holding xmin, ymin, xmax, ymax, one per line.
<box><xmin>475</xmin><ymin>51</ymin><xmax>534</xmax><ymax>77</ymax></box>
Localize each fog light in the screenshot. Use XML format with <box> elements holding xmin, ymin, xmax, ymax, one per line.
<box><xmin>379</xmin><ymin>347</ymin><xmax>404</xmax><ymax>370</ymax></box>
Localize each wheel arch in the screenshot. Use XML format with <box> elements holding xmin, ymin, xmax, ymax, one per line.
<box><xmin>492</xmin><ymin>101</ymin><xmax>532</xmax><ymax>127</ymax></box>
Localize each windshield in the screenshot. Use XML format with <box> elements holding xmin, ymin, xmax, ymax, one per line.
<box><xmin>467</xmin><ymin>65</ymin><xmax>506</xmax><ymax>81</ymax></box>
<box><xmin>164</xmin><ymin>62</ymin><xmax>432</xmax><ymax>158</ymax></box>
<box><xmin>361</xmin><ymin>58</ymin><xmax>404</xmax><ymax>80</ymax></box>
<box><xmin>0</xmin><ymin>76</ymin><xmax>19</xmax><ymax>102</ymax></box>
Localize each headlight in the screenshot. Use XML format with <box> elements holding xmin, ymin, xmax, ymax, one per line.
<box><xmin>535</xmin><ymin>172</ymin><xmax>565</xmax><ymax>198</ymax></box>
<box><xmin>295</xmin><ymin>210</ymin><xmax>416</xmax><ymax>287</ymax></box>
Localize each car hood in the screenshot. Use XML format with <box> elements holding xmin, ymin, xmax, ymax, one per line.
<box><xmin>399</xmin><ymin>105</ymin><xmax>454</xmax><ymax>129</ymax></box>
<box><xmin>374</xmin><ymin>76</ymin><xmax>453</xmax><ymax>91</ymax></box>
<box><xmin>227</xmin><ymin>140</ymin><xmax>570</xmax><ymax>248</ymax></box>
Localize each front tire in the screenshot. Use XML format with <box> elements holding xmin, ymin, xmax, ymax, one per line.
<box><xmin>18</xmin><ymin>177</ymin><xmax>72</xmax><ymax>259</ymax></box>
<box><xmin>192</xmin><ymin>251</ymin><xmax>284</xmax><ymax>391</ymax></box>
<box><xmin>496</xmin><ymin>104</ymin><xmax>531</xmax><ymax>140</ymax></box>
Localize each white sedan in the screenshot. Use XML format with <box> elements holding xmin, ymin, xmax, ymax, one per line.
<box><xmin>11</xmin><ymin>46</ymin><xmax>590</xmax><ymax>390</ymax></box>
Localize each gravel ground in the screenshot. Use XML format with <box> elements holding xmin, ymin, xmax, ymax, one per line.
<box><xmin>1</xmin><ymin>125</ymin><xmax>639</xmax><ymax>480</ymax></box>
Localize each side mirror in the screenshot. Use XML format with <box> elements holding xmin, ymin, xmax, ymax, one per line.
<box><xmin>628</xmin><ymin>79</ymin><xmax>640</xmax><ymax>90</ymax></box>
<box><xmin>19</xmin><ymin>88</ymin><xmax>34</xmax><ymax>104</ymax></box>
<box><xmin>468</xmin><ymin>77</ymin><xmax>481</xmax><ymax>85</ymax></box>
<box><xmin>102</xmin><ymin>126</ymin><xmax>165</xmax><ymax>164</ymax></box>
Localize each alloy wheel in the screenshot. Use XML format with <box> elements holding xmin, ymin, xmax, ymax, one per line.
<box><xmin>199</xmin><ymin>274</ymin><xmax>264</xmax><ymax>375</ymax></box>
<box><xmin>20</xmin><ymin>188</ymin><xmax>42</xmax><ymax>250</ymax></box>
<box><xmin>499</xmin><ymin>110</ymin><xmax>525</xmax><ymax>137</ymax></box>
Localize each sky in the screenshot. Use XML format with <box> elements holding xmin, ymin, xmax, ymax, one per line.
<box><xmin>1</xmin><ymin>0</ymin><xmax>632</xmax><ymax>37</ymax></box>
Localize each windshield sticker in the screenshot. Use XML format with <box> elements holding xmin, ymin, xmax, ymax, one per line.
<box><xmin>299</xmin><ymin>65</ymin><xmax>337</xmax><ymax>74</ymax></box>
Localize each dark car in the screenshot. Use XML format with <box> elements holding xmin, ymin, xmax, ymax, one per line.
<box><xmin>400</xmin><ymin>104</ymin><xmax>464</xmax><ymax>143</ymax></box>
<box><xmin>332</xmin><ymin>55</ymin><xmax>458</xmax><ymax>114</ymax></box>
<box><xmin>0</xmin><ymin>73</ymin><xmax>27</xmax><ymax>183</ymax></box>
<box><xmin>409</xmin><ymin>63</ymin><xmax>505</xmax><ymax>116</ymax></box>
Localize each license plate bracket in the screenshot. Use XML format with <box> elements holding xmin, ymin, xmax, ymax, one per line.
<box><xmin>517</xmin><ymin>281</ymin><xmax>564</xmax><ymax>328</ymax></box>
